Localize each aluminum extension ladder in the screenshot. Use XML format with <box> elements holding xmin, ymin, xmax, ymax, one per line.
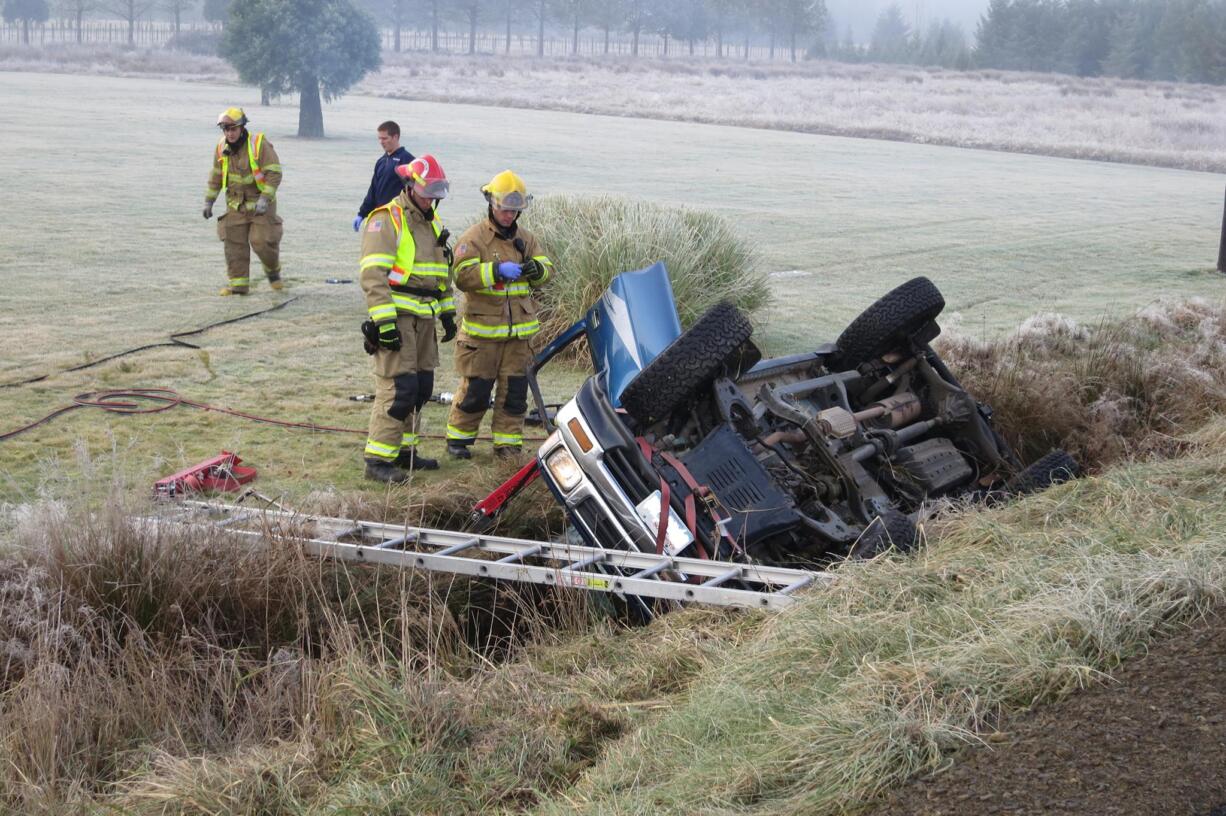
<box><xmin>162</xmin><ymin>500</ymin><xmax>832</xmax><ymax>611</ymax></box>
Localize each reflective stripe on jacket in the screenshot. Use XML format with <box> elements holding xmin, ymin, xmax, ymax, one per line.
<box><xmin>205</xmin><ymin>131</ymin><xmax>282</xmax><ymax>212</ymax></box>
<box><xmin>452</xmin><ymin>220</ymin><xmax>553</xmax><ymax>341</ymax></box>
<box><xmin>359</xmin><ymin>190</ymin><xmax>455</xmax><ymax>323</ymax></box>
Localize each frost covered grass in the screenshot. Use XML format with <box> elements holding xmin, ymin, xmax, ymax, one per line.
<box><xmin>369</xmin><ymin>52</ymin><xmax>1226</xmax><ymax>172</ymax></box>
<box><xmin>0</xmin><ymin>70</ymin><xmax>1221</xmax><ymax>501</ymax></box>
<box><xmin>0</xmin><ymin>41</ymin><xmax>228</xmax><ymax>80</ymax></box>
<box><xmin>5</xmin><ymin>43</ymin><xmax>1226</xmax><ymax>171</ymax></box>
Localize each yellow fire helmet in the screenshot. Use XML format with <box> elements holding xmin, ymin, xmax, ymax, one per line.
<box><xmin>481</xmin><ymin>170</ymin><xmax>532</xmax><ymax>212</ymax></box>
<box><xmin>216</xmin><ymin>106</ymin><xmax>248</xmax><ymax>128</ymax></box>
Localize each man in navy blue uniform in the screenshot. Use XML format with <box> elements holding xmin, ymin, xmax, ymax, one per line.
<box><xmin>353</xmin><ymin>121</ymin><xmax>415</xmax><ymax>231</ymax></box>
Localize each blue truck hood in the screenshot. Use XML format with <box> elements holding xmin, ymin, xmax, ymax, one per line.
<box><xmin>585</xmin><ymin>262</ymin><xmax>682</xmax><ymax>407</ymax></box>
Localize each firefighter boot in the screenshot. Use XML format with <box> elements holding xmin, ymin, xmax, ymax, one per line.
<box><xmin>364</xmin><ymin>458</ymin><xmax>411</xmax><ymax>485</ymax></box>
<box><xmin>447</xmin><ymin>442</ymin><xmax>472</xmax><ymax>460</ymax></box>
<box><xmin>394</xmin><ymin>449</ymin><xmax>439</xmax><ymax>471</ymax></box>
<box><xmin>494</xmin><ymin>446</ymin><xmax>522</xmax><ymax>462</ymax></box>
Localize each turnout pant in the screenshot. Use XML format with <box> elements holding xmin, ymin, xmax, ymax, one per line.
<box><xmin>446</xmin><ymin>336</ymin><xmax>533</xmax><ymax>449</ymax></box>
<box><xmin>217</xmin><ymin>208</ymin><xmax>283</xmax><ymax>292</ymax></box>
<box><xmin>365</xmin><ymin>314</ymin><xmax>439</xmax><ymax>462</ymax></box>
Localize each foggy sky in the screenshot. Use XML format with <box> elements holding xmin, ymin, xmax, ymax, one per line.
<box><xmin>825</xmin><ymin>0</ymin><xmax>989</xmax><ymax>42</ymax></box>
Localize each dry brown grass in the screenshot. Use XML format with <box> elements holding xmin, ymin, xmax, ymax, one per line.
<box><xmin>937</xmin><ymin>297</ymin><xmax>1226</xmax><ymax>470</ymax></box>
<box><xmin>0</xmin><ymin>492</ymin><xmax>591</xmax><ymax>811</ymax></box>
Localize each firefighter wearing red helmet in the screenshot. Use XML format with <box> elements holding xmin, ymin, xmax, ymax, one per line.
<box><xmin>202</xmin><ymin>107</ymin><xmax>285</xmax><ymax>295</ymax></box>
<box><xmin>357</xmin><ymin>154</ymin><xmax>457</xmax><ymax>484</ymax></box>
<box><xmin>445</xmin><ymin>170</ymin><xmax>555</xmax><ymax>462</ymax></box>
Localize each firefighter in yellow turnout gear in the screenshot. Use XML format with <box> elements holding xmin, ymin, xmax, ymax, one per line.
<box><xmin>359</xmin><ymin>155</ymin><xmax>458</xmax><ymax>484</ymax></box>
<box><xmin>447</xmin><ymin>170</ymin><xmax>554</xmax><ymax>461</ymax></box>
<box><xmin>202</xmin><ymin>107</ymin><xmax>284</xmax><ymax>295</ymax></box>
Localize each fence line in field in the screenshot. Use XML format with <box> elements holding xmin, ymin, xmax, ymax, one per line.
<box><xmin>0</xmin><ymin>19</ymin><xmax>795</xmax><ymax>62</ymax></box>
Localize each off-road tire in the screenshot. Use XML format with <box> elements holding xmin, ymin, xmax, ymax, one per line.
<box><xmin>835</xmin><ymin>277</ymin><xmax>946</xmax><ymax>368</ymax></box>
<box><xmin>849</xmin><ymin>510</ymin><xmax>918</xmax><ymax>559</ymax></box>
<box><xmin>620</xmin><ymin>301</ymin><xmax>756</xmax><ymax>426</ymax></box>
<box><xmin>1007</xmin><ymin>449</ymin><xmax>1079</xmax><ymax>496</ymax></box>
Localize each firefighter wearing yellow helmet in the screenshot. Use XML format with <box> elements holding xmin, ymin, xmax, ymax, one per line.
<box><xmin>202</xmin><ymin>107</ymin><xmax>285</xmax><ymax>295</ymax></box>
<box><xmin>445</xmin><ymin>170</ymin><xmax>555</xmax><ymax>461</ymax></box>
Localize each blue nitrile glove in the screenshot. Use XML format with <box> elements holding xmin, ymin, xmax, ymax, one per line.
<box><xmin>497</xmin><ymin>261</ymin><xmax>523</xmax><ymax>281</ymax></box>
<box><xmin>353</xmin><ymin>215</ymin><xmax>363</xmax><ymax>232</ymax></box>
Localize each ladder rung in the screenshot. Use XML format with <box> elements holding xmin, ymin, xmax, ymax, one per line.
<box><xmin>376</xmin><ymin>534</ymin><xmax>415</xmax><ymax>550</ymax></box>
<box><xmin>630</xmin><ymin>560</ymin><xmax>670</xmax><ymax>580</ymax></box>
<box><xmin>214</xmin><ymin>511</ymin><xmax>253</xmax><ymax>529</ymax></box>
<box><xmin>777</xmin><ymin>574</ymin><xmax>815</xmax><ymax>595</ymax></box>
<box><xmin>435</xmin><ymin>537</ymin><xmax>481</xmax><ymax>557</ymax></box>
<box><xmin>497</xmin><ymin>544</ymin><xmax>543</xmax><ymax>564</ymax></box>
<box><xmin>332</xmin><ymin>525</ymin><xmax>365</xmax><ymax>541</ymax></box>
<box><xmin>564</xmin><ymin>552</ymin><xmax>606</xmax><ymax>571</ymax></box>
<box><xmin>703</xmin><ymin>566</ymin><xmax>742</xmax><ymax>588</ymax></box>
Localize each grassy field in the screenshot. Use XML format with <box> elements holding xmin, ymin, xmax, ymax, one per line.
<box><xmin>3</xmin><ymin>68</ymin><xmax>1226</xmax><ymax>815</ymax></box>
<box><xmin>0</xmin><ymin>70</ymin><xmax>1223</xmax><ymax>503</ymax></box>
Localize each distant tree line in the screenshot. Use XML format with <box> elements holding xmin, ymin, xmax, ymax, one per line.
<box><xmin>357</xmin><ymin>0</ymin><xmax>831</xmax><ymax>63</ymax></box>
<box><xmin>974</xmin><ymin>0</ymin><xmax>1226</xmax><ymax>84</ymax></box>
<box><xmin>7</xmin><ymin>0</ymin><xmax>1226</xmax><ymax>86</ymax></box>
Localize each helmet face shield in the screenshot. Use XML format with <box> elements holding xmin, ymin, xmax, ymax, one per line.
<box><xmin>417</xmin><ymin>178</ymin><xmax>450</xmax><ymax>200</ymax></box>
<box><xmin>492</xmin><ymin>190</ymin><xmax>531</xmax><ymax>212</ymax></box>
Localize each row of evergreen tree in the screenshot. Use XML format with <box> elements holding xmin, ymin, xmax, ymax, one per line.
<box><xmin>975</xmin><ymin>0</ymin><xmax>1226</xmax><ymax>84</ymax></box>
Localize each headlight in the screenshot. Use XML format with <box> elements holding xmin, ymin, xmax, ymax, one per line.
<box><xmin>546</xmin><ymin>448</ymin><xmax>583</xmax><ymax>493</ymax></box>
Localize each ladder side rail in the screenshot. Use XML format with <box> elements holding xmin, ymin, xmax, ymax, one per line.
<box><xmin>173</xmin><ymin>502</ymin><xmax>834</xmax><ymax>590</ymax></box>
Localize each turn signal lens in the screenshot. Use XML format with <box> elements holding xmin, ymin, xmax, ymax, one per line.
<box><xmin>567</xmin><ymin>418</ymin><xmax>593</xmax><ymax>453</ymax></box>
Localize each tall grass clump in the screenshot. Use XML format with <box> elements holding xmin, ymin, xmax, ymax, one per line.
<box><xmin>0</xmin><ymin>490</ymin><xmax>595</xmax><ymax>812</ymax></box>
<box><xmin>937</xmin><ymin>297</ymin><xmax>1226</xmax><ymax>470</ymax></box>
<box><xmin>526</xmin><ymin>195</ymin><xmax>770</xmax><ymax>347</ymax></box>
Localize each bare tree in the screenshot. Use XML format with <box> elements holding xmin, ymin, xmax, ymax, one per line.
<box><xmin>423</xmin><ymin>0</ymin><xmax>439</xmax><ymax>51</ymax></box>
<box><xmin>454</xmin><ymin>0</ymin><xmax>482</xmax><ymax>53</ymax></box>
<box><xmin>54</xmin><ymin>0</ymin><xmax>96</xmax><ymax>43</ymax></box>
<box><xmin>552</xmin><ymin>0</ymin><xmax>597</xmax><ymax>55</ymax></box>
<box><xmin>533</xmin><ymin>0</ymin><xmax>544</xmax><ymax>54</ymax></box>
<box><xmin>103</xmin><ymin>0</ymin><xmax>155</xmax><ymax>45</ymax></box>
<box><xmin>4</xmin><ymin>0</ymin><xmax>50</xmax><ymax>44</ymax></box>
<box><xmin>625</xmin><ymin>0</ymin><xmax>644</xmax><ymax>55</ymax></box>
<box><xmin>161</xmin><ymin>0</ymin><xmax>194</xmax><ymax>32</ymax></box>
<box><xmin>588</xmin><ymin>0</ymin><xmax>623</xmax><ymax>53</ymax></box>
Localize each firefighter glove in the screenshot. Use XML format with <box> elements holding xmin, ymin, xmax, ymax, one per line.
<box><xmin>202</xmin><ymin>200</ymin><xmax>214</xmax><ymax>219</ymax></box>
<box><xmin>352</xmin><ymin>215</ymin><xmax>363</xmax><ymax>232</ymax></box>
<box><xmin>440</xmin><ymin>313</ymin><xmax>457</xmax><ymax>343</ymax></box>
<box><xmin>254</xmin><ymin>195</ymin><xmax>270</xmax><ymax>215</ymax></box>
<box><xmin>496</xmin><ymin>261</ymin><xmax>523</xmax><ymax>282</ymax></box>
<box><xmin>377</xmin><ymin>321</ymin><xmax>402</xmax><ymax>351</ymax></box>
<box><xmin>361</xmin><ymin>320</ymin><xmax>380</xmax><ymax>355</ymax></box>
<box><xmin>521</xmin><ymin>258</ymin><xmax>546</xmax><ymax>282</ymax></box>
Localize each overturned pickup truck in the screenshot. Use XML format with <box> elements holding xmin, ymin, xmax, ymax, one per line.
<box><xmin>478</xmin><ymin>264</ymin><xmax>1076</xmax><ymax>568</ymax></box>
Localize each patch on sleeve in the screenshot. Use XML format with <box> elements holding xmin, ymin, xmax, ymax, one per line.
<box><xmin>367</xmin><ymin>220</ymin><xmax>382</xmax><ymax>233</ymax></box>
<box><xmin>457</xmin><ymin>243</ymin><xmax>468</xmax><ymax>254</ymax></box>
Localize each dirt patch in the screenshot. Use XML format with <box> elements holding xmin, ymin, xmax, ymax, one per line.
<box><xmin>868</xmin><ymin>612</ymin><xmax>1226</xmax><ymax>816</ymax></box>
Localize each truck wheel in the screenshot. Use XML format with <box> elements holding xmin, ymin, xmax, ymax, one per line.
<box><xmin>834</xmin><ymin>277</ymin><xmax>945</xmax><ymax>368</ymax></box>
<box><xmin>1007</xmin><ymin>449</ymin><xmax>1079</xmax><ymax>496</ymax></box>
<box><xmin>620</xmin><ymin>301</ymin><xmax>756</xmax><ymax>426</ymax></box>
<box><xmin>849</xmin><ymin>510</ymin><xmax>918</xmax><ymax>559</ymax></box>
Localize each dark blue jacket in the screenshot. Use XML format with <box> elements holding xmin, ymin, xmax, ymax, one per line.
<box><xmin>357</xmin><ymin>146</ymin><xmax>415</xmax><ymax>218</ymax></box>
